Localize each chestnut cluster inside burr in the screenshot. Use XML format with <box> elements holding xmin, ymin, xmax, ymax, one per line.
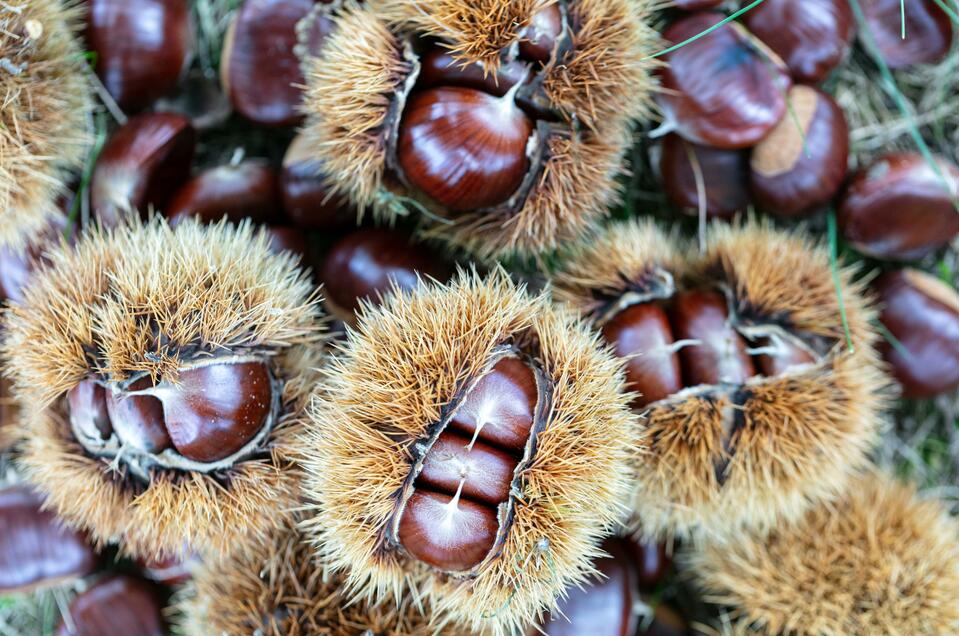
<box><xmin>385</xmin><ymin>4</ymin><xmax>568</xmax><ymax>215</ymax></box>
<box><xmin>392</xmin><ymin>352</ymin><xmax>544</xmax><ymax>573</ymax></box>
<box><xmin>66</xmin><ymin>356</ymin><xmax>280</xmax><ymax>480</ymax></box>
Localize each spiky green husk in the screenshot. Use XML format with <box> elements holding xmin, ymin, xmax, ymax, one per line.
<box><xmin>552</xmin><ymin>219</ymin><xmax>888</xmax><ymax>542</ymax></box>
<box><xmin>300</xmin><ymin>270</ymin><xmax>641</xmax><ymax>635</ymax></box>
<box><xmin>687</xmin><ymin>472</ymin><xmax>959</xmax><ymax>635</ymax></box>
<box><xmin>0</xmin><ymin>0</ymin><xmax>92</xmax><ymax>251</ymax></box>
<box><xmin>2</xmin><ymin>218</ymin><xmax>324</xmax><ymax>560</ymax></box>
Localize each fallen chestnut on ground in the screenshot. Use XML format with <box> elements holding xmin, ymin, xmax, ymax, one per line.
<box><xmin>301</xmin><ymin>271</ymin><xmax>640</xmax><ymax>634</ymax></box>
<box><xmin>165</xmin><ymin>160</ymin><xmax>281</xmax><ymax>225</ymax></box>
<box><xmin>750</xmin><ymin>85</ymin><xmax>849</xmax><ymax>217</ymax></box>
<box><xmin>85</xmin><ymin>0</ymin><xmax>192</xmax><ymax>110</ymax></box>
<box><xmin>859</xmin><ymin>0</ymin><xmax>953</xmax><ymax>69</ymax></box>
<box><xmin>659</xmin><ymin>133</ymin><xmax>750</xmax><ymax>219</ymax></box>
<box><xmin>56</xmin><ymin>575</ymin><xmax>165</xmax><ymax>636</ymax></box>
<box><xmin>2</xmin><ymin>218</ymin><xmax>324</xmax><ymax>560</ymax></box>
<box><xmin>875</xmin><ymin>269</ymin><xmax>959</xmax><ymax>398</ymax></box>
<box><xmin>838</xmin><ymin>153</ymin><xmax>959</xmax><ymax>261</ymax></box>
<box><xmin>658</xmin><ymin>12</ymin><xmax>791</xmax><ymax>149</ymax></box>
<box><xmin>552</xmin><ymin>219</ymin><xmax>885</xmax><ymax>541</ymax></box>
<box><xmin>91</xmin><ymin>112</ymin><xmax>196</xmax><ymax>227</ymax></box>
<box><xmin>303</xmin><ymin>0</ymin><xmax>658</xmax><ymax>257</ymax></box>
<box><xmin>0</xmin><ymin>486</ymin><xmax>98</xmax><ymax>594</ymax></box>
<box><xmin>743</xmin><ymin>0</ymin><xmax>854</xmax><ymax>83</ymax></box>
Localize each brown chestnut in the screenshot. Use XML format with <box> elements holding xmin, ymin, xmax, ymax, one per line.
<box><xmin>417</xmin><ymin>47</ymin><xmax>528</xmax><ymax>98</ymax></box>
<box><xmin>105</xmin><ymin>377</ymin><xmax>173</xmax><ymax>455</ymax></box>
<box><xmin>0</xmin><ymin>486</ymin><xmax>98</xmax><ymax>594</ymax></box>
<box><xmin>860</xmin><ymin>0</ymin><xmax>954</xmax><ymax>69</ymax></box>
<box><xmin>221</xmin><ymin>0</ymin><xmax>317</xmax><ymax>126</ymax></box>
<box><xmin>755</xmin><ymin>336</ymin><xmax>816</xmax><ymax>377</ymax></box>
<box><xmin>743</xmin><ymin>0</ymin><xmax>854</xmax><ymax>83</ymax></box>
<box><xmin>68</xmin><ymin>380</ymin><xmax>113</xmax><ymax>442</ymax></box>
<box><xmin>875</xmin><ymin>269</ymin><xmax>959</xmax><ymax>398</ymax></box>
<box><xmin>56</xmin><ymin>575</ymin><xmax>165</xmax><ymax>636</ymax></box>
<box><xmin>518</xmin><ymin>3</ymin><xmax>563</xmax><ymax>64</ymax></box>
<box><xmin>320</xmin><ymin>228</ymin><xmax>454</xmax><ymax>316</ymax></box>
<box><xmin>137</xmin><ymin>552</ymin><xmax>197</xmax><ymax>585</ymax></box>
<box><xmin>91</xmin><ymin>112</ymin><xmax>196</xmax><ymax>227</ymax></box>
<box><xmin>658</xmin><ymin>12</ymin><xmax>791</xmax><ymax>149</ymax></box>
<box><xmin>397</xmin><ymin>86</ymin><xmax>533</xmax><ymax>212</ymax></box>
<box><xmin>750</xmin><ymin>85</ymin><xmax>849</xmax><ymax>218</ymax></box>
<box><xmin>670</xmin><ymin>0</ymin><xmax>723</xmax><ymax>8</ymax></box>
<box><xmin>838</xmin><ymin>153</ymin><xmax>959</xmax><ymax>261</ymax></box>
<box><xmin>165</xmin><ymin>160</ymin><xmax>281</xmax><ymax>225</ymax></box>
<box><xmin>670</xmin><ymin>290</ymin><xmax>755</xmax><ymax>386</ymax></box>
<box><xmin>0</xmin><ymin>212</ymin><xmax>66</xmax><ymax>304</ymax></box>
<box><xmin>659</xmin><ymin>133</ymin><xmax>751</xmax><ymax>219</ymax></box>
<box><xmin>86</xmin><ymin>0</ymin><xmax>192</xmax><ymax>110</ymax></box>
<box><xmin>397</xmin><ymin>489</ymin><xmax>499</xmax><ymax>572</ymax></box>
<box><xmin>280</xmin><ymin>132</ymin><xmax>356</xmax><ymax>230</ymax></box>
<box><xmin>418</xmin><ymin>431</ymin><xmax>518</xmax><ymax>507</ymax></box>
<box><xmin>627</xmin><ymin>538</ymin><xmax>673</xmax><ymax>591</ymax></box>
<box><xmin>264</xmin><ymin>226</ymin><xmax>311</xmax><ymax>264</ymax></box>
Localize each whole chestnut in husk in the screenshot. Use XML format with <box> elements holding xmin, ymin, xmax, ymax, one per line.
<box><xmin>875</xmin><ymin>269</ymin><xmax>959</xmax><ymax>398</ymax></box>
<box><xmin>3</xmin><ymin>218</ymin><xmax>324</xmax><ymax>560</ymax></box>
<box><xmin>859</xmin><ymin>0</ymin><xmax>954</xmax><ymax>69</ymax></box>
<box><xmin>750</xmin><ymin>85</ymin><xmax>849</xmax><ymax>218</ymax></box>
<box><xmin>552</xmin><ymin>219</ymin><xmax>885</xmax><ymax>541</ymax></box>
<box><xmin>56</xmin><ymin>575</ymin><xmax>165</xmax><ymax>636</ymax></box>
<box><xmin>838</xmin><ymin>153</ymin><xmax>959</xmax><ymax>261</ymax></box>
<box><xmin>658</xmin><ymin>133</ymin><xmax>751</xmax><ymax>219</ymax></box>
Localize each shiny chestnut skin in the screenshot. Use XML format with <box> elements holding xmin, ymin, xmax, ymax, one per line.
<box><xmin>418</xmin><ymin>48</ymin><xmax>528</xmax><ymax>98</ymax></box>
<box><xmin>398</xmin><ymin>357</ymin><xmax>538</xmax><ymax>572</ymax></box>
<box><xmin>518</xmin><ymin>3</ymin><xmax>563</xmax><ymax>63</ymax></box>
<box><xmin>750</xmin><ymin>85</ymin><xmax>849</xmax><ymax>218</ymax></box>
<box><xmin>0</xmin><ymin>212</ymin><xmax>66</xmax><ymax>304</ymax></box>
<box><xmin>137</xmin><ymin>552</ymin><xmax>196</xmax><ymax>586</ymax></box>
<box><xmin>875</xmin><ymin>269</ymin><xmax>959</xmax><ymax>398</ymax></box>
<box><xmin>838</xmin><ymin>153</ymin><xmax>959</xmax><ymax>261</ymax></box>
<box><xmin>321</xmin><ymin>228</ymin><xmax>454</xmax><ymax>314</ymax></box>
<box><xmin>56</xmin><ymin>575</ymin><xmax>165</xmax><ymax>636</ymax></box>
<box><xmin>0</xmin><ymin>486</ymin><xmax>98</xmax><ymax>593</ymax></box>
<box><xmin>221</xmin><ymin>0</ymin><xmax>318</xmax><ymax>126</ymax></box>
<box><xmin>280</xmin><ymin>132</ymin><xmax>355</xmax><ymax>230</ymax></box>
<box><xmin>658</xmin><ymin>12</ymin><xmax>791</xmax><ymax>149</ymax></box>
<box><xmin>105</xmin><ymin>377</ymin><xmax>173</xmax><ymax>455</ymax></box>
<box><xmin>68</xmin><ymin>380</ymin><xmax>114</xmax><ymax>442</ymax></box>
<box><xmin>86</xmin><ymin>0</ymin><xmax>192</xmax><ymax>110</ymax></box>
<box><xmin>397</xmin><ymin>87</ymin><xmax>533</xmax><ymax>212</ymax></box>
<box><xmin>659</xmin><ymin>133</ymin><xmax>751</xmax><ymax>219</ymax></box>
<box><xmin>165</xmin><ymin>161</ymin><xmax>281</xmax><ymax>225</ymax></box>
<box><xmin>671</xmin><ymin>290</ymin><xmax>756</xmax><ymax>386</ymax></box>
<box><xmin>602</xmin><ymin>303</ymin><xmax>683</xmax><ymax>407</ymax></box>
<box><xmin>91</xmin><ymin>113</ymin><xmax>196</xmax><ymax>227</ymax></box>
<box><xmin>628</xmin><ymin>538</ymin><xmax>673</xmax><ymax>591</ymax></box>
<box><xmin>861</xmin><ymin>0</ymin><xmax>953</xmax><ymax>69</ymax></box>
<box><xmin>264</xmin><ymin>226</ymin><xmax>311</xmax><ymax>264</ymax></box>
<box><xmin>743</xmin><ymin>0</ymin><xmax>854</xmax><ymax>84</ymax></box>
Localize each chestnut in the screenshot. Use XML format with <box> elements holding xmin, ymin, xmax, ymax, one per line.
<box><xmin>670</xmin><ymin>0</ymin><xmax>723</xmax><ymax>8</ymax></box>
<box><xmin>743</xmin><ymin>0</ymin><xmax>854</xmax><ymax>83</ymax></box>
<box><xmin>517</xmin><ymin>3</ymin><xmax>563</xmax><ymax>64</ymax></box>
<box><xmin>264</xmin><ymin>226</ymin><xmax>311</xmax><ymax>264</ymax></box>
<box><xmin>750</xmin><ymin>85</ymin><xmax>849</xmax><ymax>218</ymax></box>
<box><xmin>658</xmin><ymin>133</ymin><xmax>751</xmax><ymax>219</ymax></box>
<box><xmin>104</xmin><ymin>377</ymin><xmax>173</xmax><ymax>455</ymax></box>
<box><xmin>221</xmin><ymin>0</ymin><xmax>326</xmax><ymax>126</ymax></box>
<box><xmin>86</xmin><ymin>0</ymin><xmax>192</xmax><ymax>110</ymax></box>
<box><xmin>0</xmin><ymin>486</ymin><xmax>98</xmax><ymax>594</ymax></box>
<box><xmin>838</xmin><ymin>153</ymin><xmax>959</xmax><ymax>261</ymax></box>
<box><xmin>0</xmin><ymin>212</ymin><xmax>66</xmax><ymax>304</ymax></box>
<box><xmin>658</xmin><ymin>12</ymin><xmax>791</xmax><ymax>149</ymax></box>
<box><xmin>56</xmin><ymin>575</ymin><xmax>165</xmax><ymax>636</ymax></box>
<box><xmin>417</xmin><ymin>47</ymin><xmax>528</xmax><ymax>98</ymax></box>
<box><xmin>670</xmin><ymin>290</ymin><xmax>756</xmax><ymax>386</ymax></box>
<box><xmin>320</xmin><ymin>228</ymin><xmax>454</xmax><ymax>318</ymax></box>
<box><xmin>280</xmin><ymin>132</ymin><xmax>356</xmax><ymax>231</ymax></box>
<box><xmin>874</xmin><ymin>269</ymin><xmax>959</xmax><ymax>398</ymax></box>
<box><xmin>165</xmin><ymin>160</ymin><xmax>282</xmax><ymax>225</ymax></box>
<box><xmin>628</xmin><ymin>538</ymin><xmax>673</xmax><ymax>591</ymax></box>
<box><xmin>91</xmin><ymin>112</ymin><xmax>196</xmax><ymax>227</ymax></box>
<box><xmin>397</xmin><ymin>86</ymin><xmax>534</xmax><ymax>212</ymax></box>
<box><xmin>137</xmin><ymin>552</ymin><xmax>197</xmax><ymax>585</ymax></box>
<box><xmin>153</xmin><ymin>69</ymin><xmax>233</xmax><ymax>131</ymax></box>
<box><xmin>860</xmin><ymin>0</ymin><xmax>954</xmax><ymax>69</ymax></box>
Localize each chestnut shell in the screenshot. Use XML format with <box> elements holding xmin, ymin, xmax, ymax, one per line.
<box><xmin>659</xmin><ymin>133</ymin><xmax>751</xmax><ymax>219</ymax></box>
<box><xmin>55</xmin><ymin>575</ymin><xmax>165</xmax><ymax>636</ymax></box>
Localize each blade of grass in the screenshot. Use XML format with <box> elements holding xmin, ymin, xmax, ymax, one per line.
<box><xmin>901</xmin><ymin>0</ymin><xmax>906</xmax><ymax>38</ymax></box>
<box><xmin>827</xmin><ymin>209</ymin><xmax>855</xmax><ymax>353</ymax></box>
<box><xmin>644</xmin><ymin>0</ymin><xmax>767</xmax><ymax>59</ymax></box>
<box><xmin>66</xmin><ymin>111</ymin><xmax>108</xmax><ymax>240</ymax></box>
<box><xmin>931</xmin><ymin>0</ymin><xmax>959</xmax><ymax>25</ymax></box>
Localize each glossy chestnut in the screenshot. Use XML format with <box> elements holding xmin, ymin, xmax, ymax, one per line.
<box><xmin>320</xmin><ymin>228</ymin><xmax>454</xmax><ymax>315</ymax></box>
<box><xmin>860</xmin><ymin>0</ymin><xmax>953</xmax><ymax>69</ymax></box>
<box><xmin>418</xmin><ymin>47</ymin><xmax>528</xmax><ymax>98</ymax></box>
<box><xmin>56</xmin><ymin>575</ymin><xmax>165</xmax><ymax>636</ymax></box>
<box><xmin>838</xmin><ymin>153</ymin><xmax>959</xmax><ymax>261</ymax></box>
<box><xmin>671</xmin><ymin>290</ymin><xmax>756</xmax><ymax>386</ymax></box>
<box><xmin>0</xmin><ymin>486</ymin><xmax>98</xmax><ymax>594</ymax></box>
<box><xmin>658</xmin><ymin>13</ymin><xmax>791</xmax><ymax>149</ymax></box>
<box><xmin>417</xmin><ymin>431</ymin><xmax>518</xmax><ymax>506</ymax></box>
<box><xmin>397</xmin><ymin>489</ymin><xmax>499</xmax><ymax>572</ymax></box>
<box><xmin>280</xmin><ymin>132</ymin><xmax>355</xmax><ymax>230</ymax></box>
<box><xmin>91</xmin><ymin>112</ymin><xmax>196</xmax><ymax>227</ymax></box>
<box><xmin>137</xmin><ymin>552</ymin><xmax>197</xmax><ymax>585</ymax></box>
<box><xmin>628</xmin><ymin>538</ymin><xmax>673</xmax><ymax>591</ymax></box>
<box><xmin>264</xmin><ymin>226</ymin><xmax>311</xmax><ymax>264</ymax></box>
<box><xmin>659</xmin><ymin>133</ymin><xmax>751</xmax><ymax>219</ymax></box>
<box><xmin>750</xmin><ymin>85</ymin><xmax>849</xmax><ymax>218</ymax></box>
<box><xmin>0</xmin><ymin>212</ymin><xmax>66</xmax><ymax>304</ymax></box>
<box><xmin>165</xmin><ymin>160</ymin><xmax>281</xmax><ymax>225</ymax></box>
<box><xmin>221</xmin><ymin>0</ymin><xmax>317</xmax><ymax>126</ymax></box>
<box><xmin>397</xmin><ymin>86</ymin><xmax>533</xmax><ymax>212</ymax></box>
<box><xmin>518</xmin><ymin>3</ymin><xmax>563</xmax><ymax>63</ymax></box>
<box><xmin>68</xmin><ymin>380</ymin><xmax>113</xmax><ymax>441</ymax></box>
<box><xmin>875</xmin><ymin>269</ymin><xmax>959</xmax><ymax>398</ymax></box>
<box><xmin>743</xmin><ymin>0</ymin><xmax>854</xmax><ymax>83</ymax></box>
<box><xmin>105</xmin><ymin>377</ymin><xmax>172</xmax><ymax>455</ymax></box>
<box><xmin>86</xmin><ymin>0</ymin><xmax>192</xmax><ymax>110</ymax></box>
<box><xmin>602</xmin><ymin>303</ymin><xmax>683</xmax><ymax>407</ymax></box>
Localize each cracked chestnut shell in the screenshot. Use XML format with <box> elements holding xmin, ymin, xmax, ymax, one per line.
<box><xmin>86</xmin><ymin>0</ymin><xmax>192</xmax><ymax>110</ymax></box>
<box><xmin>658</xmin><ymin>12</ymin><xmax>791</xmax><ymax>149</ymax></box>
<box><xmin>91</xmin><ymin>113</ymin><xmax>196</xmax><ymax>227</ymax></box>
<box><xmin>0</xmin><ymin>486</ymin><xmax>98</xmax><ymax>594</ymax></box>
<box><xmin>56</xmin><ymin>575</ymin><xmax>165</xmax><ymax>636</ymax></box>
<box><xmin>860</xmin><ymin>0</ymin><xmax>953</xmax><ymax>69</ymax></box>
<box><xmin>165</xmin><ymin>160</ymin><xmax>281</xmax><ymax>225</ymax></box>
<box><xmin>743</xmin><ymin>0</ymin><xmax>853</xmax><ymax>83</ymax></box>
<box><xmin>838</xmin><ymin>153</ymin><xmax>959</xmax><ymax>261</ymax></box>
<box><xmin>875</xmin><ymin>269</ymin><xmax>959</xmax><ymax>398</ymax></box>
<box><xmin>750</xmin><ymin>85</ymin><xmax>849</xmax><ymax>218</ymax></box>
<box><xmin>659</xmin><ymin>133</ymin><xmax>750</xmax><ymax>219</ymax></box>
